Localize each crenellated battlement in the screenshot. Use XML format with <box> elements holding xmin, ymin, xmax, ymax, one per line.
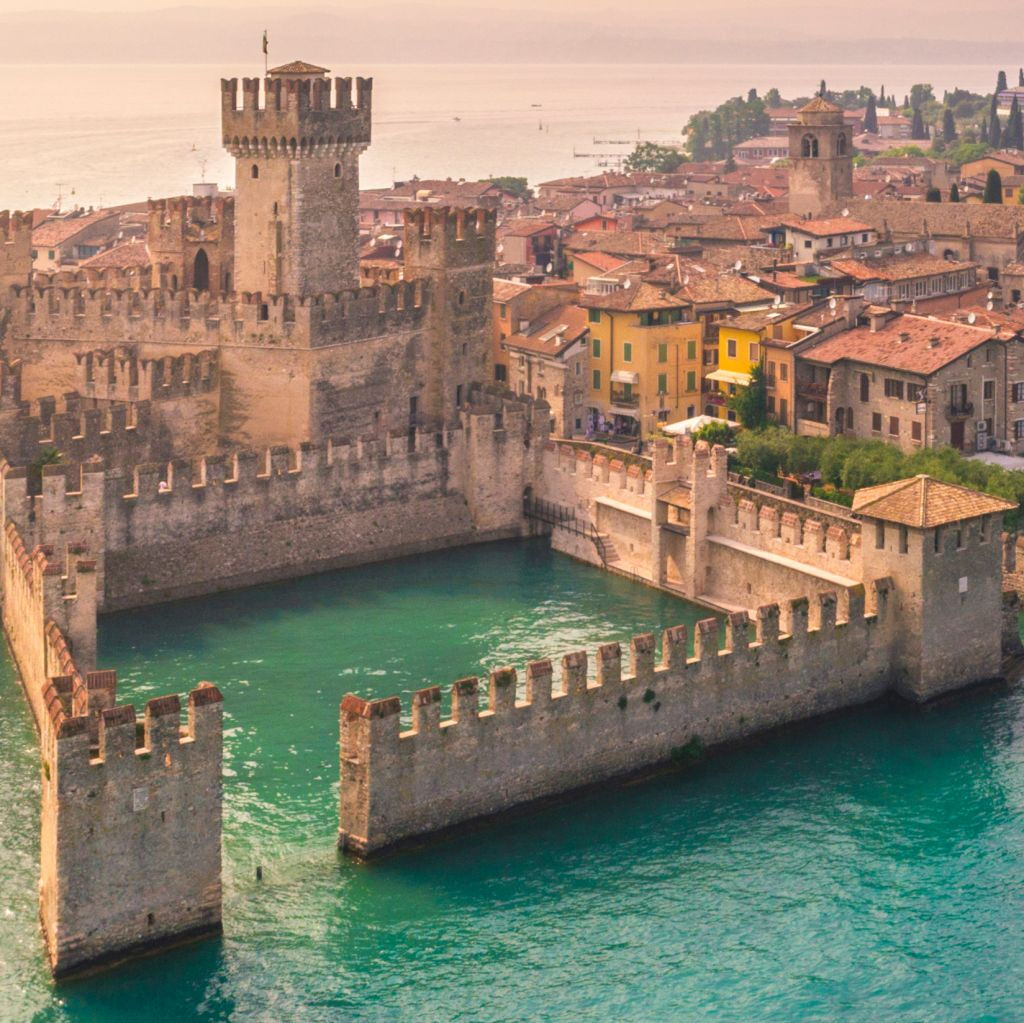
<box><xmin>76</xmin><ymin>347</ymin><xmax>218</xmax><ymax>402</ymax></box>
<box><xmin>403</xmin><ymin>206</ymin><xmax>498</xmax><ymax>270</ymax></box>
<box><xmin>339</xmin><ymin>578</ymin><xmax>897</xmax><ymax>855</ymax></box>
<box><xmin>0</xmin><ymin>209</ymin><xmax>32</xmax><ymax>289</ymax></box>
<box><xmin>221</xmin><ymin>74</ymin><xmax>372</xmax><ymax>156</ymax></box>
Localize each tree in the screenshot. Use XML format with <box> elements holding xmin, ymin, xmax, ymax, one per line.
<box><xmin>729</xmin><ymin>363</ymin><xmax>767</xmax><ymax>430</ymax></box>
<box><xmin>1018</xmin><ymin>185</ymin><xmax>1024</xmax><ymax>205</ymax></box>
<box><xmin>1008</xmin><ymin>96</ymin><xmax>1024</xmax><ymax>149</ymax></box>
<box><xmin>764</xmin><ymin>88</ymin><xmax>782</xmax><ymax>107</ymax></box>
<box><xmin>981</xmin><ymin>115</ymin><xmax>988</xmax><ymax>143</ymax></box>
<box><xmin>691</xmin><ymin>420</ymin><xmax>735</xmax><ymax>447</ymax></box>
<box><xmin>926</xmin><ymin>187</ymin><xmax>942</xmax><ymax>202</ymax></box>
<box><xmin>943</xmin><ymin>108</ymin><xmax>957</xmax><ymax>143</ymax></box>
<box><xmin>998</xmin><ymin>70</ymin><xmax>1009</xmax><ymax>93</ymax></box>
<box><xmin>864</xmin><ymin>94</ymin><xmax>879</xmax><ymax>134</ymax></box>
<box><xmin>984</xmin><ymin>168</ymin><xmax>1004</xmax><ymax>204</ymax></box>
<box><xmin>624</xmin><ymin>142</ymin><xmax>685</xmax><ymax>173</ymax></box>
<box><xmin>747</xmin><ymin>87</ymin><xmax>758</xmax><ymax>103</ymax></box>
<box><xmin>950</xmin><ymin>182</ymin><xmax>960</xmax><ymax>202</ymax></box>
<box><xmin>819</xmin><ymin>79</ymin><xmax>827</xmax><ymax>98</ymax></box>
<box><xmin>911</xmin><ymin>107</ymin><xmax>928</xmax><ymax>140</ymax></box>
<box><xmin>879</xmin><ymin>84</ymin><xmax>886</xmax><ymax>105</ymax></box>
<box><xmin>909</xmin><ymin>83</ymin><xmax>934</xmax><ymax>110</ymax></box>
<box><xmin>487</xmin><ymin>176</ymin><xmax>532</xmax><ymax>200</ymax></box>
<box><xmin>1019</xmin><ymin>68</ymin><xmax>1024</xmax><ymax>87</ymax></box>
<box><xmin>989</xmin><ymin>93</ymin><xmax>1001</xmax><ymax>145</ymax></box>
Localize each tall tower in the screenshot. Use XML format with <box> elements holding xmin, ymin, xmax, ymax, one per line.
<box><xmin>221</xmin><ymin>61</ymin><xmax>371</xmax><ymax>296</ymax></box>
<box><xmin>787</xmin><ymin>96</ymin><xmax>853</xmax><ymax>217</ymax></box>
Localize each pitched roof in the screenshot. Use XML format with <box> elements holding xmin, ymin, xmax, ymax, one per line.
<box><xmin>827</xmin><ymin>254</ymin><xmax>978</xmax><ymax>283</ymax></box>
<box><xmin>268</xmin><ymin>60</ymin><xmax>329</xmax><ymax>75</ymax></box>
<box><xmin>504</xmin><ymin>303</ymin><xmax>589</xmax><ymax>357</ymax></box>
<box><xmin>851</xmin><ymin>476</ymin><xmax>1015</xmax><ymax>527</ymax></box>
<box><xmin>804</xmin><ymin>314</ymin><xmax>997</xmax><ymax>374</ymax></box>
<box><xmin>493</xmin><ymin>279</ymin><xmax>533</xmax><ymax>302</ymax></box>
<box><xmin>800</xmin><ymin>96</ymin><xmax>843</xmax><ymax>114</ymax></box>
<box><xmin>79</xmin><ymin>239</ymin><xmax>151</xmax><ymax>269</ymax></box>
<box><xmin>783</xmin><ymin>217</ymin><xmax>875</xmax><ymax>238</ymax></box>
<box><xmin>573</xmin><ymin>251</ymin><xmax>630</xmax><ymax>272</ymax></box>
<box><xmin>499</xmin><ymin>218</ymin><xmax>558</xmax><ymax>238</ymax></box>
<box><xmin>579</xmin><ymin>280</ymin><xmax>685</xmax><ymax>312</ymax></box>
<box><xmin>826</xmin><ymin>198</ymin><xmax>1024</xmax><ymax>241</ymax></box>
<box><xmin>32</xmin><ymin>210</ymin><xmax>118</xmax><ymax>247</ymax></box>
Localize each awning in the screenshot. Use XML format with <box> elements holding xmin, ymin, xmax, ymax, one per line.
<box><xmin>609</xmin><ymin>406</ymin><xmax>640</xmax><ymax>418</ymax></box>
<box><xmin>662</xmin><ymin>414</ymin><xmax>719</xmax><ymax>436</ymax></box>
<box><xmin>705</xmin><ymin>368</ymin><xmax>752</xmax><ymax>387</ymax></box>
<box><xmin>610</xmin><ymin>370</ymin><xmax>640</xmax><ymax>385</ymax></box>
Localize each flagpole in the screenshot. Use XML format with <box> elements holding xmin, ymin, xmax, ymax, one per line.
<box><xmin>263</xmin><ymin>30</ymin><xmax>268</xmax><ymax>76</ymax></box>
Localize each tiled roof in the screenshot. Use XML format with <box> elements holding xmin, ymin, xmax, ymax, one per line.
<box><xmin>79</xmin><ymin>239</ymin><xmax>150</xmax><ymax>269</ymax></box>
<box><xmin>565</xmin><ymin>230</ymin><xmax>670</xmax><ymax>258</ymax></box>
<box><xmin>852</xmin><ymin>476</ymin><xmax>1016</xmax><ymax>527</ymax></box>
<box><xmin>783</xmin><ymin>217</ymin><xmax>875</xmax><ymax>238</ymax></box>
<box><xmin>800</xmin><ymin>96</ymin><xmax>843</xmax><ymax>114</ymax></box>
<box><xmin>499</xmin><ymin>218</ymin><xmax>558</xmax><ymax>238</ymax></box>
<box><xmin>493</xmin><ymin>279</ymin><xmax>533</xmax><ymax>302</ymax></box>
<box><xmin>579</xmin><ymin>281</ymin><xmax>684</xmax><ymax>312</ymax></box>
<box><xmin>721</xmin><ymin>303</ymin><xmax>814</xmax><ymax>331</ymax></box>
<box><xmin>825</xmin><ymin>199</ymin><xmax>1024</xmax><ymax>241</ymax></box>
<box><xmin>827</xmin><ymin>254</ymin><xmax>978</xmax><ymax>283</ymax></box>
<box><xmin>32</xmin><ymin>210</ymin><xmax>118</xmax><ymax>247</ymax></box>
<box><xmin>573</xmin><ymin>251</ymin><xmax>630</xmax><ymax>272</ymax></box>
<box><xmin>804</xmin><ymin>314</ymin><xmax>997</xmax><ymax>374</ymax></box>
<box><xmin>268</xmin><ymin>60</ymin><xmax>329</xmax><ymax>75</ymax></box>
<box><xmin>504</xmin><ymin>303</ymin><xmax>589</xmax><ymax>357</ymax></box>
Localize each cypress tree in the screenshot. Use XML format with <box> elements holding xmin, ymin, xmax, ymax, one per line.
<box><xmin>819</xmin><ymin>79</ymin><xmax>827</xmax><ymax>99</ymax></box>
<box><xmin>981</xmin><ymin>116</ymin><xmax>989</xmax><ymax>142</ymax></box>
<box><xmin>1009</xmin><ymin>96</ymin><xmax>1024</xmax><ymax>149</ymax></box>
<box><xmin>911</xmin><ymin>107</ymin><xmax>927</xmax><ymax>140</ymax></box>
<box><xmin>1019</xmin><ymin>68</ymin><xmax>1024</xmax><ymax>87</ymax></box>
<box><xmin>984</xmin><ymin>169</ymin><xmax>1004</xmax><ymax>204</ymax></box>
<box><xmin>990</xmin><ymin>92</ymin><xmax>1001</xmax><ymax>145</ymax></box>
<box><xmin>950</xmin><ymin>183</ymin><xmax>960</xmax><ymax>203</ymax></box>
<box><xmin>926</xmin><ymin>187</ymin><xmax>942</xmax><ymax>203</ymax></box>
<box><xmin>943</xmin><ymin>108</ymin><xmax>957</xmax><ymax>143</ymax></box>
<box><xmin>998</xmin><ymin>70</ymin><xmax>1008</xmax><ymax>93</ymax></box>
<box><xmin>864</xmin><ymin>94</ymin><xmax>879</xmax><ymax>134</ymax></box>
<box><xmin>879</xmin><ymin>84</ymin><xmax>886</xmax><ymax>105</ymax></box>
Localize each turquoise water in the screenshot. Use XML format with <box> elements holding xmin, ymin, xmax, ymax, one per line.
<box><xmin>2</xmin><ymin>539</ymin><xmax>1024</xmax><ymax>1021</ymax></box>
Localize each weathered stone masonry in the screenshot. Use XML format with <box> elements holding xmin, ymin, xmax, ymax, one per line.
<box><xmin>339</xmin><ymin>582</ymin><xmax>896</xmax><ymax>856</ymax></box>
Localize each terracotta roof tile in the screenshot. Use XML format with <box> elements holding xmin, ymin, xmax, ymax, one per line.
<box><xmin>852</xmin><ymin>476</ymin><xmax>1015</xmax><ymax>527</ymax></box>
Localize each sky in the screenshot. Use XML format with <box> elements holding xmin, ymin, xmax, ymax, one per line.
<box><xmin>0</xmin><ymin>2</ymin><xmax>1022</xmax><ymax>64</ymax></box>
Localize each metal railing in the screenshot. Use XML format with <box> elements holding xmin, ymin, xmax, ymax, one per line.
<box><xmin>523</xmin><ymin>496</ymin><xmax>610</xmax><ymax>567</ymax></box>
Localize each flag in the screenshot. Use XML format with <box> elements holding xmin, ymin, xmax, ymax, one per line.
<box><xmin>262</xmin><ymin>31</ymin><xmax>269</xmax><ymax>55</ymax></box>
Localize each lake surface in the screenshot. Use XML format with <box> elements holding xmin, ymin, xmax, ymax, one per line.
<box><xmin>0</xmin><ymin>539</ymin><xmax>1022</xmax><ymax>1021</ymax></box>
<box><xmin>0</xmin><ymin>62</ymin><xmax>1000</xmax><ymax>210</ymax></box>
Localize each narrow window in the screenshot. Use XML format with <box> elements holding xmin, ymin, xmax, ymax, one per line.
<box><xmin>875</xmin><ymin>521</ymin><xmax>885</xmax><ymax>549</ymax></box>
<box><xmin>899</xmin><ymin>525</ymin><xmax>909</xmax><ymax>554</ymax></box>
<box><xmin>251</xmin><ymin>164</ymin><xmax>259</xmax><ymax>179</ymax></box>
<box><xmin>334</xmin><ymin>163</ymin><xmax>342</xmax><ymax>178</ymax></box>
<box><xmin>934</xmin><ymin>528</ymin><xmax>942</xmax><ymax>553</ymax></box>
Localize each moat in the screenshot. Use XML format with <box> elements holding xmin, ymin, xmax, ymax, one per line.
<box><xmin>2</xmin><ymin>539</ymin><xmax>1023</xmax><ymax>1022</ymax></box>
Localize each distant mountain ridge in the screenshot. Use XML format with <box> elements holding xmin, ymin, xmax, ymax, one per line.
<box><xmin>4</xmin><ymin>5</ymin><xmax>1024</xmax><ymax>65</ymax></box>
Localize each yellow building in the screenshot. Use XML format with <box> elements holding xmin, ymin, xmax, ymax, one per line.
<box><xmin>580</xmin><ymin>281</ymin><xmax>702</xmax><ymax>440</ymax></box>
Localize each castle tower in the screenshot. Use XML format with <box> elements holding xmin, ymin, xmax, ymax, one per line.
<box><xmin>147</xmin><ymin>196</ymin><xmax>234</xmax><ymax>296</ymax></box>
<box><xmin>402</xmin><ymin>207</ymin><xmax>497</xmax><ymax>428</ymax></box>
<box><xmin>221</xmin><ymin>61</ymin><xmax>372</xmax><ymax>296</ymax></box>
<box><xmin>787</xmin><ymin>96</ymin><xmax>853</xmax><ymax>218</ymax></box>
<box><xmin>0</xmin><ymin>211</ymin><xmax>32</xmax><ymax>290</ymax></box>
<box><xmin>854</xmin><ymin>476</ymin><xmax>1014</xmax><ymax>701</ymax></box>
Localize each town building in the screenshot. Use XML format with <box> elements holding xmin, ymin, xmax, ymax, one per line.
<box><xmin>492</xmin><ymin>278</ymin><xmax>578</xmax><ymax>383</ymax></box>
<box><xmin>825</xmin><ymin>253</ymin><xmax>979</xmax><ymax>307</ymax></box>
<box><xmin>580</xmin><ymin>276</ymin><xmax>702</xmax><ymax>440</ymax></box>
<box><xmin>764</xmin><ymin>217</ymin><xmax>878</xmax><ymax>259</ymax></box>
<box><xmin>504</xmin><ymin>303</ymin><xmax>589</xmax><ymax>436</ymax></box>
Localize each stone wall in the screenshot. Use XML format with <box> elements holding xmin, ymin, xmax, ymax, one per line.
<box><xmin>4</xmin><ymin>394</ymin><xmax>549</xmax><ymax>611</ymax></box>
<box><xmin>0</xmin><ymin>516</ymin><xmax>224</xmax><ymax>977</ymax></box>
<box><xmin>339</xmin><ymin>580</ymin><xmax>896</xmax><ymax>856</ymax></box>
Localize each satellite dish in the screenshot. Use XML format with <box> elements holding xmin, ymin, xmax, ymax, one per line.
<box><xmin>987</xmin><ymin>301</ymin><xmax>994</xmax><ymax>311</ymax></box>
<box><xmin>773</xmin><ymin>295</ymin><xmax>782</xmax><ymax>307</ymax></box>
<box><xmin>623</xmin><ymin>278</ymin><xmax>632</xmax><ymax>289</ymax></box>
<box><xmin>987</xmin><ymin>291</ymin><xmax>994</xmax><ymax>300</ymax></box>
<box><xmin>968</xmin><ymin>312</ymin><xmax>977</xmax><ymax>324</ymax></box>
<box><xmin>496</xmin><ymin>243</ymin><xmax>504</xmax><ymax>255</ymax></box>
<box><xmin>829</xmin><ymin>297</ymin><xmax>837</xmax><ymax>310</ymax></box>
<box><xmin>734</xmin><ymin>259</ymin><xmax>743</xmax><ymax>271</ymax></box>
<box><xmin>841</xmin><ymin>208</ymin><xmax>850</xmax><ymax>217</ymax></box>
<box><xmin>545</xmin><ymin>262</ymin><xmax>553</xmax><ymax>273</ymax></box>
<box><xmin>904</xmin><ymin>243</ymin><xmax>914</xmax><ymax>253</ymax></box>
<box><xmin>683</xmin><ymin>275</ymin><xmax>690</xmax><ymax>286</ymax></box>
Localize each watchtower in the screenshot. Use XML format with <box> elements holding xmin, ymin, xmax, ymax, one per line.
<box><xmin>0</xmin><ymin>211</ymin><xmax>32</xmax><ymax>290</ymax></box>
<box><xmin>221</xmin><ymin>61</ymin><xmax>372</xmax><ymax>296</ymax></box>
<box><xmin>854</xmin><ymin>475</ymin><xmax>1014</xmax><ymax>701</ymax></box>
<box><xmin>787</xmin><ymin>96</ymin><xmax>853</xmax><ymax>217</ymax></box>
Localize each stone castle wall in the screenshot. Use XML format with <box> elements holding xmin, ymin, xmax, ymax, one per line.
<box><xmin>0</xmin><ymin>517</ymin><xmax>224</xmax><ymax>977</ymax></box>
<box><xmin>339</xmin><ymin>581</ymin><xmax>896</xmax><ymax>856</ymax></box>
<box><xmin>3</xmin><ymin>393</ymin><xmax>549</xmax><ymax>611</ymax></box>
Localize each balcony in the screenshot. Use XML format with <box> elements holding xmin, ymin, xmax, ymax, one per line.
<box><xmin>609</xmin><ymin>389</ymin><xmax>639</xmax><ymax>408</ymax></box>
<box><xmin>796</xmin><ymin>380</ymin><xmax>827</xmax><ymax>400</ymax></box>
<box><xmin>946</xmin><ymin>401</ymin><xmax>974</xmax><ymax>420</ymax></box>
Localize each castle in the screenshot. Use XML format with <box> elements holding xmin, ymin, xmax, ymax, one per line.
<box><xmin>0</xmin><ymin>63</ymin><xmax>1017</xmax><ymax>979</ymax></box>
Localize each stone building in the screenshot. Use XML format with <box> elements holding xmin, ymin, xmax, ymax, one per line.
<box><xmin>795</xmin><ymin>310</ymin><xmax>1018</xmax><ymax>452</ymax></box>
<box><xmin>787</xmin><ymin>97</ymin><xmax>854</xmax><ymax>218</ymax></box>
<box><xmin>504</xmin><ymin>303</ymin><xmax>589</xmax><ymax>437</ymax></box>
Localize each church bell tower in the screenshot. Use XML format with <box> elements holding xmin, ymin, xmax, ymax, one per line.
<box><xmin>787</xmin><ymin>96</ymin><xmax>853</xmax><ymax>217</ymax></box>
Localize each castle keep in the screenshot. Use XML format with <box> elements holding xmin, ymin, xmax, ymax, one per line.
<box><xmin>0</xmin><ymin>61</ymin><xmax>1019</xmax><ymax>979</ymax></box>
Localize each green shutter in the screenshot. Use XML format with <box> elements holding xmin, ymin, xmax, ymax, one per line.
<box><xmin>623</xmin><ymin>342</ymin><xmax>632</xmax><ymax>362</ymax></box>
<box><xmin>687</xmin><ymin>370</ymin><xmax>696</xmax><ymax>391</ymax></box>
<box><xmin>593</xmin><ymin>369</ymin><xmax>601</xmax><ymax>389</ymax></box>
<box><xmin>588</xmin><ymin>308</ymin><xmax>601</xmax><ymax>324</ymax></box>
<box><xmin>658</xmin><ymin>373</ymin><xmax>667</xmax><ymax>394</ymax></box>
<box><xmin>592</xmin><ymin>337</ymin><xmax>601</xmax><ymax>357</ymax></box>
<box><xmin>687</xmin><ymin>340</ymin><xmax>696</xmax><ymax>360</ymax></box>
<box><xmin>658</xmin><ymin>342</ymin><xmax>668</xmax><ymax>363</ymax></box>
